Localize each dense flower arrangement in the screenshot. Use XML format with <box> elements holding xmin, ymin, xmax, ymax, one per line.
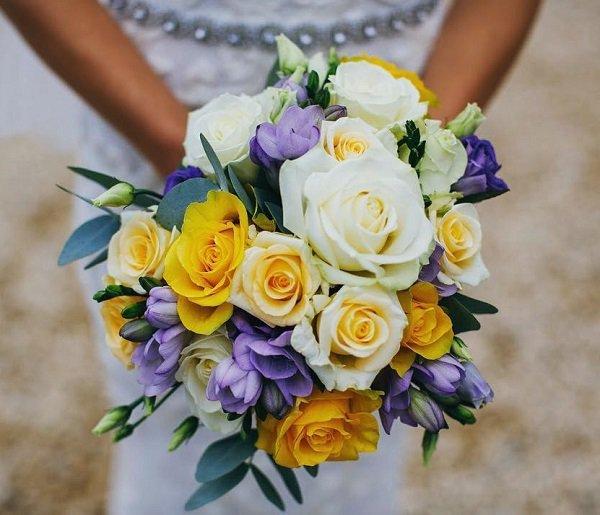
<box><xmin>58</xmin><ymin>35</ymin><xmax>507</xmax><ymax>511</ymax></box>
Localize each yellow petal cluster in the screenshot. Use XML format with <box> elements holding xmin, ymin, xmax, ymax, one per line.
<box><xmin>341</xmin><ymin>53</ymin><xmax>438</xmax><ymax>106</ymax></box>
<box><xmin>164</xmin><ymin>190</ymin><xmax>248</xmax><ymax>334</ymax></box>
<box><xmin>100</xmin><ymin>293</ymin><xmax>146</xmax><ymax>369</ymax></box>
<box><xmin>256</xmin><ymin>389</ymin><xmax>381</xmax><ymax>468</ymax></box>
<box><xmin>391</xmin><ymin>282</ymin><xmax>453</xmax><ymax>374</ymax></box>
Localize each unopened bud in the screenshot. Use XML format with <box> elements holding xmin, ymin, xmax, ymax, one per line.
<box><xmin>113</xmin><ymin>423</ymin><xmax>134</xmax><ymax>442</ymax></box>
<box><xmin>443</xmin><ymin>404</ymin><xmax>476</xmax><ymax>425</ymax></box>
<box><xmin>92</xmin><ymin>405</ymin><xmax>131</xmax><ymax>435</ymax></box>
<box><xmin>451</xmin><ymin>337</ymin><xmax>472</xmax><ymax>361</ymax></box>
<box><xmin>168</xmin><ymin>416</ymin><xmax>200</xmax><ymax>451</ymax></box>
<box><xmin>92</xmin><ymin>182</ymin><xmax>135</xmax><ymax>207</ymax></box>
<box><xmin>259</xmin><ymin>382</ymin><xmax>289</xmax><ymax>420</ymax></box>
<box><xmin>446</xmin><ymin>103</ymin><xmax>485</xmax><ymax>138</ymax></box>
<box><xmin>323</xmin><ymin>104</ymin><xmax>347</xmax><ymax>122</ymax></box>
<box><xmin>121</xmin><ymin>300</ymin><xmax>148</xmax><ymax>319</ymax></box>
<box><xmin>119</xmin><ymin>319</ymin><xmax>155</xmax><ymax>342</ymax></box>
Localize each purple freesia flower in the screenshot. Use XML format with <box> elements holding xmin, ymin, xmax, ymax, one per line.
<box><xmin>452</xmin><ymin>135</ymin><xmax>508</xmax><ymax>197</ymax></box>
<box><xmin>163</xmin><ymin>165</ymin><xmax>204</xmax><ymax>195</ymax></box>
<box><xmin>373</xmin><ymin>367</ymin><xmax>413</xmax><ymax>435</ymax></box>
<box><xmin>274</xmin><ymin>75</ymin><xmax>308</xmax><ymax>103</ymax></box>
<box><xmin>249</xmin><ymin>105</ymin><xmax>323</xmax><ymax>186</ymax></box>
<box><xmin>132</xmin><ymin>323</ymin><xmax>191</xmax><ymax>396</ymax></box>
<box><xmin>144</xmin><ymin>286</ymin><xmax>179</xmax><ymax>329</ymax></box>
<box><xmin>419</xmin><ymin>243</ymin><xmax>458</xmax><ymax>297</ymax></box>
<box><xmin>412</xmin><ymin>355</ymin><xmax>465</xmax><ymax>397</ymax></box>
<box><xmin>207</xmin><ymin>310</ymin><xmax>313</xmax><ymax>416</ymax></box>
<box><xmin>456</xmin><ymin>362</ymin><xmax>494</xmax><ymax>408</ymax></box>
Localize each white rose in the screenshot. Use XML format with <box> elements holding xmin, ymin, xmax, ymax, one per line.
<box><xmin>279</xmin><ymin>117</ymin><xmax>397</xmax><ymax>237</ymax></box>
<box><xmin>329</xmin><ymin>61</ymin><xmax>427</xmax><ymax>130</ymax></box>
<box><xmin>183</xmin><ymin>93</ymin><xmax>264</xmax><ymax>181</ymax></box>
<box><xmin>417</xmin><ymin>119</ymin><xmax>468</xmax><ymax>195</ymax></box>
<box><xmin>284</xmin><ymin>153</ymin><xmax>433</xmax><ymax>289</ymax></box>
<box><xmin>291</xmin><ymin>285</ymin><xmax>407</xmax><ymax>390</ymax></box>
<box><xmin>436</xmin><ymin>203</ymin><xmax>489</xmax><ymax>287</ymax></box>
<box><xmin>229</xmin><ymin>231</ymin><xmax>321</xmax><ymax>327</ymax></box>
<box><xmin>175</xmin><ymin>332</ymin><xmax>241</xmax><ymax>434</ymax></box>
<box><xmin>107</xmin><ymin>210</ymin><xmax>177</xmax><ymax>291</ymax></box>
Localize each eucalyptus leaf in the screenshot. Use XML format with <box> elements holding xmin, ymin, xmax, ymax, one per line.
<box><xmin>200</xmin><ymin>134</ymin><xmax>229</xmax><ymax>192</ymax></box>
<box><xmin>155</xmin><ymin>178</ymin><xmax>218</xmax><ymax>230</ymax></box>
<box><xmin>195</xmin><ymin>431</ymin><xmax>258</xmax><ymax>483</ymax></box>
<box><xmin>227</xmin><ymin>164</ymin><xmax>254</xmax><ymax>214</ymax></box>
<box><xmin>265</xmin><ymin>201</ymin><xmax>290</xmax><ymax>233</ymax></box>
<box><xmin>440</xmin><ymin>296</ymin><xmax>481</xmax><ymax>334</ymax></box>
<box><xmin>453</xmin><ymin>293</ymin><xmax>498</xmax><ymax>314</ymax></box>
<box><xmin>251</xmin><ymin>464</ymin><xmax>285</xmax><ymax>511</ymax></box>
<box><xmin>422</xmin><ymin>431</ymin><xmax>438</xmax><ymax>466</ymax></box>
<box><xmin>304</xmin><ymin>465</ymin><xmax>319</xmax><ymax>477</ymax></box>
<box><xmin>84</xmin><ymin>248</ymin><xmax>108</xmax><ymax>270</ymax></box>
<box><xmin>269</xmin><ymin>456</ymin><xmax>302</xmax><ymax>504</ymax></box>
<box><xmin>58</xmin><ymin>215</ymin><xmax>120</xmax><ymax>266</ymax></box>
<box><xmin>56</xmin><ymin>184</ymin><xmax>116</xmax><ymax>216</ymax></box>
<box><xmin>185</xmin><ymin>463</ymin><xmax>249</xmax><ymax>511</ymax></box>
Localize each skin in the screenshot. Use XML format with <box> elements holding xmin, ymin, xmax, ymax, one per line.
<box><xmin>1</xmin><ymin>0</ymin><xmax>542</xmax><ymax>175</ymax></box>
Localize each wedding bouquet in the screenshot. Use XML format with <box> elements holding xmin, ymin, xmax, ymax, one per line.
<box><xmin>59</xmin><ymin>35</ymin><xmax>508</xmax><ymax>511</ymax></box>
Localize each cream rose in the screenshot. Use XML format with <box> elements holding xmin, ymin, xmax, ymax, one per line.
<box><xmin>175</xmin><ymin>333</ymin><xmax>241</xmax><ymax>434</ymax></box>
<box><xmin>183</xmin><ymin>93</ymin><xmax>265</xmax><ymax>180</ymax></box>
<box><xmin>291</xmin><ymin>285</ymin><xmax>407</xmax><ymax>390</ymax></box>
<box><xmin>229</xmin><ymin>231</ymin><xmax>320</xmax><ymax>327</ymax></box>
<box><xmin>329</xmin><ymin>61</ymin><xmax>427</xmax><ymax>130</ymax></box>
<box><xmin>107</xmin><ymin>210</ymin><xmax>176</xmax><ymax>291</ymax></box>
<box><xmin>417</xmin><ymin>119</ymin><xmax>468</xmax><ymax>195</ymax></box>
<box><xmin>284</xmin><ymin>153</ymin><xmax>433</xmax><ymax>289</ymax></box>
<box><xmin>436</xmin><ymin>203</ymin><xmax>489</xmax><ymax>287</ymax></box>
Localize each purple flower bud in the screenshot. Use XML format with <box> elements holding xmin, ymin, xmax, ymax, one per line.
<box><xmin>249</xmin><ymin>105</ymin><xmax>323</xmax><ymax>187</ymax></box>
<box><xmin>456</xmin><ymin>362</ymin><xmax>494</xmax><ymax>409</ymax></box>
<box><xmin>274</xmin><ymin>76</ymin><xmax>308</xmax><ymax>103</ymax></box>
<box><xmin>131</xmin><ymin>323</ymin><xmax>191</xmax><ymax>396</ymax></box>
<box><xmin>323</xmin><ymin>104</ymin><xmax>347</xmax><ymax>122</ymax></box>
<box><xmin>407</xmin><ymin>388</ymin><xmax>448</xmax><ymax>433</ymax></box>
<box><xmin>373</xmin><ymin>367</ymin><xmax>413</xmax><ymax>435</ymax></box>
<box><xmin>206</xmin><ymin>357</ymin><xmax>263</xmax><ymax>414</ymax></box>
<box><xmin>452</xmin><ymin>135</ymin><xmax>508</xmax><ymax>197</ymax></box>
<box><xmin>258</xmin><ymin>381</ymin><xmax>290</xmax><ymax>419</ymax></box>
<box><xmin>418</xmin><ymin>243</ymin><xmax>458</xmax><ymax>297</ymax></box>
<box><xmin>163</xmin><ymin>165</ymin><xmax>205</xmax><ymax>195</ymax></box>
<box><xmin>412</xmin><ymin>355</ymin><xmax>465</xmax><ymax>397</ymax></box>
<box><xmin>145</xmin><ymin>286</ymin><xmax>180</xmax><ymax>329</ymax></box>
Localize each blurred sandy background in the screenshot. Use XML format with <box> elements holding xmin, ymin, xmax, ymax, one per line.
<box><xmin>1</xmin><ymin>1</ymin><xmax>599</xmax><ymax>514</ymax></box>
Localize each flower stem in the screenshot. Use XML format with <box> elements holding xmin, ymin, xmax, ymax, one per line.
<box><xmin>130</xmin><ymin>383</ymin><xmax>181</xmax><ymax>430</ymax></box>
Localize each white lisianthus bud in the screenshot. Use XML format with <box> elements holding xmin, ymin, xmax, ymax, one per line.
<box><xmin>446</xmin><ymin>103</ymin><xmax>486</xmax><ymax>138</ymax></box>
<box><xmin>92</xmin><ymin>182</ymin><xmax>135</xmax><ymax>207</ymax></box>
<box><xmin>92</xmin><ymin>405</ymin><xmax>132</xmax><ymax>435</ymax></box>
<box><xmin>275</xmin><ymin>34</ymin><xmax>307</xmax><ymax>75</ymax></box>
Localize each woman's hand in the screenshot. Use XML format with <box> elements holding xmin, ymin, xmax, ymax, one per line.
<box><xmin>1</xmin><ymin>0</ymin><xmax>187</xmax><ymax>175</ymax></box>
<box><xmin>423</xmin><ymin>0</ymin><xmax>542</xmax><ymax>121</ymax></box>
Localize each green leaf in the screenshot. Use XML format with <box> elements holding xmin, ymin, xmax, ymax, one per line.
<box><xmin>456</xmin><ymin>189</ymin><xmax>507</xmax><ymax>204</ymax></box>
<box><xmin>265</xmin><ymin>201</ymin><xmax>289</xmax><ymax>233</ymax></box>
<box><xmin>440</xmin><ymin>296</ymin><xmax>481</xmax><ymax>334</ymax></box>
<box><xmin>58</xmin><ymin>215</ymin><xmax>120</xmax><ymax>266</ymax></box>
<box><xmin>443</xmin><ymin>404</ymin><xmax>476</xmax><ymax>425</ymax></box>
<box><xmin>195</xmin><ymin>431</ymin><xmax>258</xmax><ymax>483</ymax></box>
<box><xmin>84</xmin><ymin>248</ymin><xmax>108</xmax><ymax>270</ymax></box>
<box><xmin>68</xmin><ymin>166</ymin><xmax>156</xmax><ymax>208</ymax></box>
<box><xmin>250</xmin><ymin>464</ymin><xmax>285</xmax><ymax>511</ymax></box>
<box><xmin>227</xmin><ymin>164</ymin><xmax>255</xmax><ymax>214</ymax></box>
<box><xmin>422</xmin><ymin>431</ymin><xmax>438</xmax><ymax>466</ymax></box>
<box><xmin>185</xmin><ymin>463</ymin><xmax>249</xmax><ymax>511</ymax></box>
<box><xmin>155</xmin><ymin>177</ymin><xmax>218</xmax><ymax>230</ymax></box>
<box><xmin>265</xmin><ymin>58</ymin><xmax>280</xmax><ymax>88</ymax></box>
<box><xmin>200</xmin><ymin>134</ymin><xmax>229</xmax><ymax>192</ymax></box>
<box><xmin>269</xmin><ymin>456</ymin><xmax>303</xmax><ymax>504</ymax></box>
<box><xmin>453</xmin><ymin>293</ymin><xmax>498</xmax><ymax>314</ymax></box>
<box><xmin>304</xmin><ymin>465</ymin><xmax>319</xmax><ymax>477</ymax></box>
<box><xmin>306</xmin><ymin>70</ymin><xmax>319</xmax><ymax>98</ymax></box>
<box><xmin>56</xmin><ymin>184</ymin><xmax>117</xmax><ymax>216</ymax></box>
<box><xmin>314</xmin><ymin>88</ymin><xmax>330</xmax><ymax>109</ymax></box>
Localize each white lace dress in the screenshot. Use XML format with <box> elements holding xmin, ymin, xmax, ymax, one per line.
<box><xmin>74</xmin><ymin>1</ymin><xmax>450</xmax><ymax>513</ymax></box>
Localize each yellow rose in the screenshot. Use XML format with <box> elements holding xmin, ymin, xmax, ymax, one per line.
<box><xmin>164</xmin><ymin>191</ymin><xmax>248</xmax><ymax>335</ymax></box>
<box><xmin>107</xmin><ymin>210</ymin><xmax>176</xmax><ymax>290</ymax></box>
<box><xmin>391</xmin><ymin>282</ymin><xmax>453</xmax><ymax>375</ymax></box>
<box><xmin>229</xmin><ymin>231</ymin><xmax>320</xmax><ymax>327</ymax></box>
<box><xmin>342</xmin><ymin>53</ymin><xmax>438</xmax><ymax>106</ymax></box>
<box><xmin>100</xmin><ymin>294</ymin><xmax>146</xmax><ymax>369</ymax></box>
<box><xmin>256</xmin><ymin>389</ymin><xmax>380</xmax><ymax>468</ymax></box>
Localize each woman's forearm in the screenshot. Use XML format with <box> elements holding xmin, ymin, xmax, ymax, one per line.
<box><xmin>1</xmin><ymin>0</ymin><xmax>187</xmax><ymax>173</ymax></box>
<box><xmin>423</xmin><ymin>0</ymin><xmax>542</xmax><ymax>121</ymax></box>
